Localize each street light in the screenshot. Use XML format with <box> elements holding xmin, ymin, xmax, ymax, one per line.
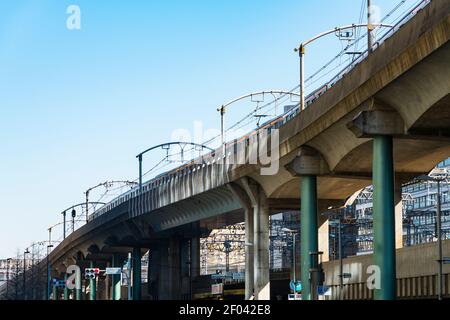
<box><xmin>23</xmin><ymin>248</ymin><xmax>30</xmax><ymax>300</ymax></box>
<box><xmin>416</xmin><ymin>174</ymin><xmax>447</xmax><ymax>301</ymax></box>
<box><xmin>60</xmin><ymin>202</ymin><xmax>106</xmax><ymax>237</ymax></box>
<box><xmin>85</xmin><ymin>181</ymin><xmax>138</xmax><ymax>222</ymax></box>
<box><xmin>137</xmin><ymin>142</ymin><xmax>213</xmax><ymax>191</ymax></box>
<box><xmin>294</xmin><ymin>23</ymin><xmax>392</xmax><ymax>112</ymax></box>
<box><xmin>216</xmin><ymin>91</ymin><xmax>301</xmax><ymax>151</ymax></box>
<box><xmin>281</xmin><ymin>228</ymin><xmax>299</xmax><ymax>291</ymax></box>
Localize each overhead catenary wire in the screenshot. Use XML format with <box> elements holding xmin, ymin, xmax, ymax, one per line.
<box><xmin>33</xmin><ymin>0</ymin><xmax>430</xmax><ymax>257</ymax></box>
<box><xmin>140</xmin><ymin>0</ymin><xmax>419</xmax><ymax>182</ymax></box>
<box><xmin>97</xmin><ymin>0</ymin><xmax>426</xmax><ymax>193</ymax></box>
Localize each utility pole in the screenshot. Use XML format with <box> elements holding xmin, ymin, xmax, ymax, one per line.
<box><xmin>299</xmin><ymin>45</ymin><xmax>305</xmax><ymax>111</ymax></box>
<box><xmin>85</xmin><ymin>191</ymin><xmax>90</xmax><ymax>222</ymax></box>
<box><xmin>188</xmin><ymin>240</ymin><xmax>193</xmax><ymax>300</ymax></box>
<box><xmin>15</xmin><ymin>259</ymin><xmax>19</xmax><ymax>300</ymax></box>
<box><xmin>48</xmin><ymin>227</ymin><xmax>52</xmax><ymax>249</ymax></box>
<box><xmin>23</xmin><ymin>248</ymin><xmax>29</xmax><ymax>300</ymax></box>
<box><xmin>31</xmin><ymin>248</ymin><xmax>35</xmax><ymax>300</ymax></box>
<box><xmin>6</xmin><ymin>258</ymin><xmax>11</xmax><ymax>299</ymax></box>
<box><xmin>62</xmin><ymin>211</ymin><xmax>66</xmax><ymax>239</ymax></box>
<box><xmin>47</xmin><ymin>228</ymin><xmax>53</xmax><ymax>300</ymax></box>
<box><xmin>138</xmin><ymin>155</ymin><xmax>143</xmax><ymax>192</ymax></box>
<box><xmin>46</xmin><ymin>244</ymin><xmax>53</xmax><ymax>300</ymax></box>
<box><xmin>367</xmin><ymin>0</ymin><xmax>374</xmax><ymax>51</ymax></box>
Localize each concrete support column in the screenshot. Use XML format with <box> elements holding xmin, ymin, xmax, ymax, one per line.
<box><xmin>394</xmin><ymin>182</ymin><xmax>404</xmax><ymax>249</ymax></box>
<box><xmin>238</xmin><ymin>178</ymin><xmax>270</xmax><ymax>300</ymax></box>
<box><xmin>245</xmin><ymin>207</ymin><xmax>254</xmax><ymax>299</ymax></box>
<box><xmin>189</xmin><ymin>237</ymin><xmax>200</xmax><ymax>300</ymax></box>
<box><xmin>180</xmin><ymin>239</ymin><xmax>191</xmax><ymax>300</ymax></box>
<box><xmin>318</xmin><ymin>216</ymin><xmax>330</xmax><ymax>263</ymax></box>
<box><xmin>301</xmin><ymin>176</ymin><xmax>319</xmax><ymax>300</ymax></box>
<box><xmin>228</xmin><ymin>182</ymin><xmax>254</xmax><ymax>300</ymax></box>
<box><xmin>132</xmin><ymin>247</ymin><xmax>142</xmax><ymax>300</ymax></box>
<box><xmin>168</xmin><ymin>238</ymin><xmax>181</xmax><ymax>300</ymax></box>
<box><xmin>373</xmin><ymin>135</ymin><xmax>396</xmax><ymax>300</ymax></box>
<box><xmin>89</xmin><ymin>261</ymin><xmax>96</xmax><ymax>301</ymax></box>
<box><xmin>253</xmin><ymin>188</ymin><xmax>270</xmax><ymax>300</ymax></box>
<box><xmin>148</xmin><ymin>246</ymin><xmax>161</xmax><ymax>300</ymax></box>
<box><xmin>190</xmin><ymin>237</ymin><xmax>201</xmax><ymax>278</ymax></box>
<box><xmin>158</xmin><ymin>240</ymin><xmax>170</xmax><ymax>300</ymax></box>
<box><xmin>111</xmin><ymin>254</ymin><xmax>121</xmax><ymax>300</ymax></box>
<box><xmin>75</xmin><ymin>262</ymin><xmax>82</xmax><ymax>301</ymax></box>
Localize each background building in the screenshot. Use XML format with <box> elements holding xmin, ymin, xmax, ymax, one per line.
<box><xmin>334</xmin><ymin>158</ymin><xmax>450</xmax><ymax>259</ymax></box>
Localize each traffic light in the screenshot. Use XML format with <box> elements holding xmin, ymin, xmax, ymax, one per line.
<box><xmin>85</xmin><ymin>268</ymin><xmax>100</xmax><ymax>279</ymax></box>
<box><xmin>52</xmin><ymin>278</ymin><xmax>66</xmax><ymax>288</ymax></box>
<box><xmin>58</xmin><ymin>280</ymin><xmax>66</xmax><ymax>288</ymax></box>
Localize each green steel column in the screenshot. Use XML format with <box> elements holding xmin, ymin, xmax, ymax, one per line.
<box><xmin>300</xmin><ymin>175</ymin><xmax>318</xmax><ymax>300</ymax></box>
<box><xmin>90</xmin><ymin>261</ymin><xmax>96</xmax><ymax>301</ymax></box>
<box><xmin>52</xmin><ymin>283</ymin><xmax>58</xmax><ymax>301</ymax></box>
<box><xmin>112</xmin><ymin>254</ymin><xmax>121</xmax><ymax>300</ymax></box>
<box><xmin>372</xmin><ymin>135</ymin><xmax>396</xmax><ymax>300</ymax></box>
<box><xmin>47</xmin><ymin>263</ymin><xmax>51</xmax><ymax>300</ymax></box>
<box><xmin>75</xmin><ymin>286</ymin><xmax>82</xmax><ymax>300</ymax></box>
<box><xmin>63</xmin><ymin>274</ymin><xmax>69</xmax><ymax>300</ymax></box>
<box><xmin>132</xmin><ymin>247</ymin><xmax>141</xmax><ymax>300</ymax></box>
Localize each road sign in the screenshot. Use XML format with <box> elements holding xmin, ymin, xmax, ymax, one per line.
<box><xmin>318</xmin><ymin>285</ymin><xmax>331</xmax><ymax>296</ymax></box>
<box><xmin>121</xmin><ymin>271</ymin><xmax>130</xmax><ymax>286</ymax></box>
<box><xmin>288</xmin><ymin>293</ymin><xmax>302</xmax><ymax>300</ymax></box>
<box><xmin>232</xmin><ymin>272</ymin><xmax>245</xmax><ymax>280</ymax></box>
<box><xmin>289</xmin><ymin>280</ymin><xmax>302</xmax><ymax>293</ymax></box>
<box><xmin>211</xmin><ymin>272</ymin><xmax>233</xmax><ymax>280</ymax></box>
<box><xmin>52</xmin><ymin>279</ymin><xmax>66</xmax><ymax>288</ymax></box>
<box><xmin>342</xmin><ymin>273</ymin><xmax>352</xmax><ymax>279</ymax></box>
<box><xmin>105</xmin><ymin>267</ymin><xmax>122</xmax><ymax>275</ymax></box>
<box><xmin>443</xmin><ymin>257</ymin><xmax>450</xmax><ymax>265</ymax></box>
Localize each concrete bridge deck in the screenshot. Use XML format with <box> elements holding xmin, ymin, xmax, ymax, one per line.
<box><xmin>43</xmin><ymin>0</ymin><xmax>450</xmax><ymax>301</ymax></box>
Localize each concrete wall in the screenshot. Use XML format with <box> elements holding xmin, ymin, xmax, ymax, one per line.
<box><xmin>324</xmin><ymin>239</ymin><xmax>450</xmax><ymax>299</ymax></box>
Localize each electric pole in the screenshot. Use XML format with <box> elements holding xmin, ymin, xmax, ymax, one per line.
<box><xmin>367</xmin><ymin>0</ymin><xmax>374</xmax><ymax>51</ymax></box>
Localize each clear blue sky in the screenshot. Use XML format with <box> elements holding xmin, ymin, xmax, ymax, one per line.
<box><xmin>0</xmin><ymin>0</ymin><xmax>411</xmax><ymax>257</ymax></box>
